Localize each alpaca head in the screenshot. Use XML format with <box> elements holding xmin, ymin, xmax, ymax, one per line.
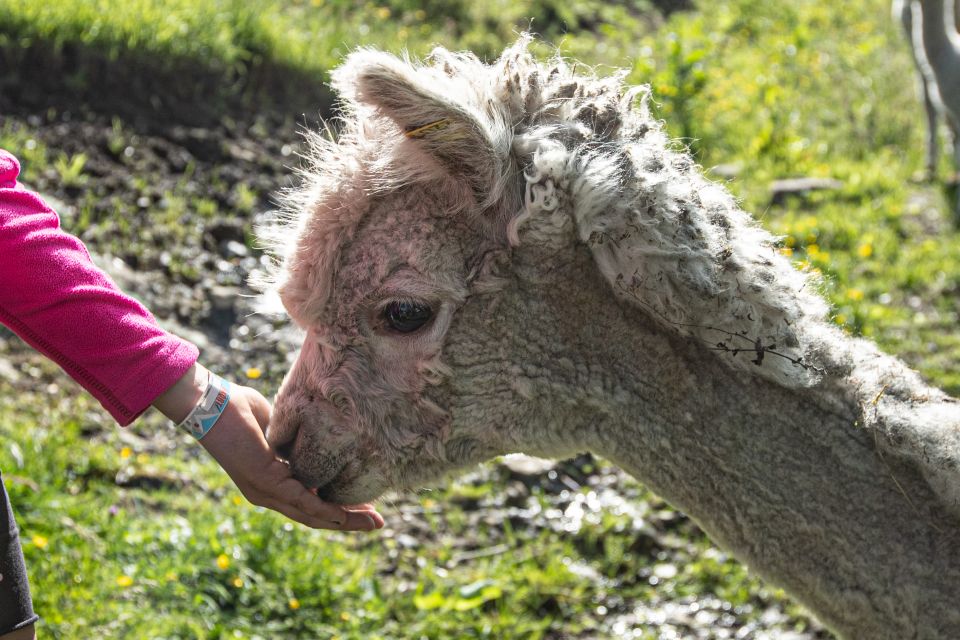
<box><xmin>260</xmin><ymin>38</ymin><xmax>827</xmax><ymax>503</ymax></box>
<box><xmin>261</xmin><ymin>45</ymin><xmax>535</xmax><ymax>503</ymax></box>
<box><xmin>266</xmin><ymin>181</ymin><xmax>502</xmax><ymax>503</ymax></box>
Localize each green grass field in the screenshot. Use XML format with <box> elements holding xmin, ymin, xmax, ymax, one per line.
<box><xmin>0</xmin><ymin>0</ymin><xmax>958</xmax><ymax>637</ymax></box>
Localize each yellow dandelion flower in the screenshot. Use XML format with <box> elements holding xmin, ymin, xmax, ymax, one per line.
<box><xmin>233</xmin><ymin>577</ymin><xmax>244</xmax><ymax>588</ymax></box>
<box><xmin>32</xmin><ymin>535</ymin><xmax>48</xmax><ymax>549</ymax></box>
<box><xmin>340</xmin><ymin>611</ymin><xmax>351</xmax><ymax>621</ymax></box>
<box><xmin>217</xmin><ymin>554</ymin><xmax>231</xmax><ymax>570</ymax></box>
<box><xmin>289</xmin><ymin>598</ymin><xmax>301</xmax><ymax>610</ymax></box>
<box><xmin>779</xmin><ymin>247</ymin><xmax>793</xmax><ymax>257</ymax></box>
<box><xmin>784</xmin><ymin>235</ymin><xmax>796</xmax><ymax>247</ymax></box>
<box><xmin>116</xmin><ymin>575</ymin><xmax>134</xmax><ymax>587</ymax></box>
<box><xmin>232</xmin><ymin>495</ymin><xmax>244</xmax><ymax>506</ymax></box>
<box><xmin>806</xmin><ymin>243</ymin><xmax>820</xmax><ymax>255</ymax></box>
<box><xmin>835</xmin><ymin>314</ymin><xmax>847</xmax><ymax>325</ymax></box>
<box><xmin>120</xmin><ymin>446</ymin><xmax>133</xmax><ymax>459</ymax></box>
<box><xmin>246</xmin><ymin>367</ymin><xmax>262</xmax><ymax>379</ymax></box>
<box><xmin>136</xmin><ymin>453</ymin><xmax>149</xmax><ymax>464</ymax></box>
<box><xmin>857</xmin><ymin>243</ymin><xmax>873</xmax><ymax>258</ymax></box>
<box><xmin>165</xmin><ymin>571</ymin><xmax>178</xmax><ymax>582</ymax></box>
<box><xmin>847</xmin><ymin>288</ymin><xmax>864</xmax><ymax>301</ymax></box>
<box><xmin>375</xmin><ymin>6</ymin><xmax>391</xmax><ymax>19</ymax></box>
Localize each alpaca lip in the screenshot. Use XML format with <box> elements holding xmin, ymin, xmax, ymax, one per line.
<box><xmin>309</xmin><ymin>459</ymin><xmax>350</xmax><ymax>503</ymax></box>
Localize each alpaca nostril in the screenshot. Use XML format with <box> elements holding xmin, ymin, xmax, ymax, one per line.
<box><xmin>265</xmin><ymin>412</ymin><xmax>300</xmax><ymax>462</ymax></box>
<box><xmin>275</xmin><ymin>439</ymin><xmax>295</xmax><ymax>462</ymax></box>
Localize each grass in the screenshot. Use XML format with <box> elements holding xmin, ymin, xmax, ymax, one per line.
<box><xmin>0</xmin><ymin>0</ymin><xmax>665</xmax><ymax>120</ymax></box>
<box><xmin>1</xmin><ymin>0</ymin><xmax>959</xmax><ymax>637</ymax></box>
<box><xmin>0</xmin><ymin>0</ymin><xmax>663</xmax><ymax>71</ymax></box>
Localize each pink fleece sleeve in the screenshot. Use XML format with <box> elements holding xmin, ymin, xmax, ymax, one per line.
<box><xmin>0</xmin><ymin>150</ymin><xmax>199</xmax><ymax>425</ymax></box>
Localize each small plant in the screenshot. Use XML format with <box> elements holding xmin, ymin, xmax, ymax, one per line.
<box><xmin>233</xmin><ymin>182</ymin><xmax>257</xmax><ymax>213</ymax></box>
<box><xmin>193</xmin><ymin>196</ymin><xmax>219</xmax><ymax>219</ymax></box>
<box><xmin>53</xmin><ymin>151</ymin><xmax>88</xmax><ymax>188</ymax></box>
<box><xmin>107</xmin><ymin>117</ymin><xmax>127</xmax><ymax>157</ymax></box>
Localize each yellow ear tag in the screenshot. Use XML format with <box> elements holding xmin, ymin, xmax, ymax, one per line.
<box><xmin>404</xmin><ymin>118</ymin><xmax>451</xmax><ymax>139</ymax></box>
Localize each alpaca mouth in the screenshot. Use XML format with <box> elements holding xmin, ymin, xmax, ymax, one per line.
<box><xmin>287</xmin><ymin>446</ymin><xmax>351</xmax><ymax>500</ymax></box>
<box><xmin>308</xmin><ymin>459</ymin><xmax>352</xmax><ymax>503</ymax></box>
<box><xmin>314</xmin><ymin>459</ymin><xmax>388</xmax><ymax>505</ymax></box>
<box><xmin>293</xmin><ymin>462</ymin><xmax>347</xmax><ymax>502</ymax></box>
<box><xmin>313</xmin><ymin>473</ymin><xmax>370</xmax><ymax>504</ymax></box>
<box><xmin>314</xmin><ymin>480</ymin><xmax>344</xmax><ymax>502</ymax></box>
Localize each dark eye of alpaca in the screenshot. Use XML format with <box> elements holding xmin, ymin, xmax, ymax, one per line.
<box><xmin>383</xmin><ymin>300</ymin><xmax>432</xmax><ymax>333</ymax></box>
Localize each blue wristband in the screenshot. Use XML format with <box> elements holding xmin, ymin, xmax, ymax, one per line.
<box><xmin>176</xmin><ymin>373</ymin><xmax>231</xmax><ymax>440</ymax></box>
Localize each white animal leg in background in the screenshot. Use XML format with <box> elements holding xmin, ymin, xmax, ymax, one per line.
<box><xmin>915</xmin><ymin>0</ymin><xmax>960</xmax><ymax>213</ymax></box>
<box><xmin>922</xmin><ymin>71</ymin><xmax>943</xmax><ymax>176</ymax></box>
<box><xmin>896</xmin><ymin>0</ymin><xmax>942</xmax><ymax>176</ymax></box>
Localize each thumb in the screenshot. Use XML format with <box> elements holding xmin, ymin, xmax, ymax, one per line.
<box><xmin>237</xmin><ymin>385</ymin><xmax>272</xmax><ymax>434</ymax></box>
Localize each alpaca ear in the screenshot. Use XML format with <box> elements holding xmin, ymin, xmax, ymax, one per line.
<box><xmin>333</xmin><ymin>50</ymin><xmax>507</xmax><ymax>208</ymax></box>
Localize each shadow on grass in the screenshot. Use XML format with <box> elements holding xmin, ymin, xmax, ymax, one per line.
<box><xmin>0</xmin><ymin>37</ymin><xmax>335</xmax><ymax>128</ymax></box>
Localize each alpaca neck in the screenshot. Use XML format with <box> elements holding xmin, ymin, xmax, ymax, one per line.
<box><xmin>505</xmin><ymin>243</ymin><xmax>960</xmax><ymax>639</ymax></box>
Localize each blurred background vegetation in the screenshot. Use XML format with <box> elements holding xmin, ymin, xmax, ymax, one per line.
<box><xmin>0</xmin><ymin>0</ymin><xmax>957</xmax><ymax>638</ymax></box>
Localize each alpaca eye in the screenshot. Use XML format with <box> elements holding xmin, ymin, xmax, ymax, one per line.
<box><xmin>384</xmin><ymin>300</ymin><xmax>432</xmax><ymax>333</ymax></box>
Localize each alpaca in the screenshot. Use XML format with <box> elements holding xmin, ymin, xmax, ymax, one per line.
<box><xmin>257</xmin><ymin>38</ymin><xmax>960</xmax><ymax>639</ymax></box>
<box><xmin>895</xmin><ymin>0</ymin><xmax>960</xmax><ymax>198</ymax></box>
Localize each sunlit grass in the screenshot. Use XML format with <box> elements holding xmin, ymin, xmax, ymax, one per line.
<box><xmin>0</xmin><ymin>0</ymin><xmax>662</xmax><ymax>86</ymax></box>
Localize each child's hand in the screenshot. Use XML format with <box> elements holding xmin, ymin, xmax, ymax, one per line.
<box><xmin>155</xmin><ymin>364</ymin><xmax>384</xmax><ymax>531</ymax></box>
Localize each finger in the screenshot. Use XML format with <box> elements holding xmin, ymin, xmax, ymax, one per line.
<box><xmin>244</xmin><ymin>388</ymin><xmax>272</xmax><ymax>433</ymax></box>
<box><xmin>301</xmin><ymin>492</ymin><xmax>384</xmax><ymax>524</ymax></box>
<box><xmin>269</xmin><ymin>476</ymin><xmax>384</xmax><ymax>526</ymax></box>
<box><xmin>345</xmin><ymin>506</ymin><xmax>385</xmax><ymax>528</ymax></box>
<box><xmin>267</xmin><ymin>499</ymin><xmax>381</xmax><ymax>531</ymax></box>
<box><xmin>337</xmin><ymin>509</ymin><xmax>384</xmax><ymax>530</ymax></box>
<box><xmin>342</xmin><ymin>502</ymin><xmax>379</xmax><ymax>511</ymax></box>
<box><xmin>250</xmin><ymin>459</ymin><xmax>386</xmax><ymax>529</ymax></box>
<box><xmin>342</xmin><ymin>504</ymin><xmax>385</xmax><ymax>527</ymax></box>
